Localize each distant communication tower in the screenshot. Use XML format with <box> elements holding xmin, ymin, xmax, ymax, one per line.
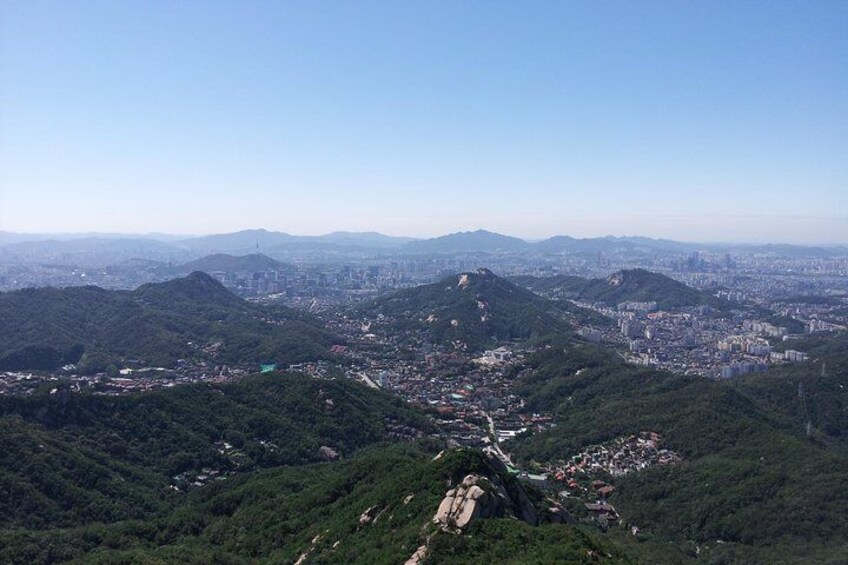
<box><xmin>256</xmin><ymin>233</ymin><xmax>261</xmax><ymax>255</ymax></box>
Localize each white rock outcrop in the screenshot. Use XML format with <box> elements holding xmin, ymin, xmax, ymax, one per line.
<box><xmin>358</xmin><ymin>505</ymin><xmax>381</xmax><ymax>526</ymax></box>
<box><xmin>404</xmin><ymin>544</ymin><xmax>428</xmax><ymax>565</ymax></box>
<box><xmin>431</xmin><ymin>452</ymin><xmax>539</xmax><ymax>532</ymax></box>
<box><xmin>433</xmin><ymin>474</ymin><xmax>503</xmax><ymax>530</ymax></box>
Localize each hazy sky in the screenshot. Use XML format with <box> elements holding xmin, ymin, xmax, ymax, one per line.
<box><xmin>1</xmin><ymin>1</ymin><xmax>846</xmax><ymax>243</ymax></box>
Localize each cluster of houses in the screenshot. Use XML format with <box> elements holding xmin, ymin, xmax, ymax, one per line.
<box><xmin>550</xmin><ymin>432</ymin><xmax>682</xmax><ymax>481</ymax></box>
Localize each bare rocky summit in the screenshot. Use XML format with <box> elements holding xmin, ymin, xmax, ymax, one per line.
<box><xmin>432</xmin><ymin>454</ymin><xmax>537</xmax><ymax>532</ymax></box>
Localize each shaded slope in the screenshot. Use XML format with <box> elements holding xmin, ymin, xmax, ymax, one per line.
<box><xmin>736</xmin><ymin>332</ymin><xmax>848</xmax><ymax>454</ymax></box>
<box><xmin>0</xmin><ymin>372</ymin><xmax>431</xmax><ymax>530</ymax></box>
<box><xmin>0</xmin><ymin>272</ymin><xmax>335</xmax><ymax>371</ymax></box>
<box><xmin>510</xmin><ymin>343</ymin><xmax>848</xmax><ymax>557</ymax></box>
<box><xmin>0</xmin><ymin>445</ymin><xmax>627</xmax><ymax>564</ymax></box>
<box><xmin>519</xmin><ymin>269</ymin><xmax>730</xmax><ymax>311</ymax></box>
<box><xmin>358</xmin><ymin>268</ymin><xmax>571</xmax><ymax>350</ymax></box>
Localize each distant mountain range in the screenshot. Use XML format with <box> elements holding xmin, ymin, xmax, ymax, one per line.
<box><xmin>0</xmin><ymin>236</ymin><xmax>194</xmax><ymax>266</ymax></box>
<box><xmin>1</xmin><ymin>229</ymin><xmax>845</xmax><ymax>265</ymax></box>
<box><xmin>515</xmin><ymin>269</ymin><xmax>733</xmax><ymax>311</ymax></box>
<box><xmin>177</xmin><ymin>229</ymin><xmax>417</xmax><ymax>254</ymax></box>
<box><xmin>399</xmin><ymin>231</ymin><xmax>696</xmax><ymax>255</ymax></box>
<box><xmin>401</xmin><ymin>230</ymin><xmax>531</xmax><ymax>254</ymax></box>
<box><xmin>0</xmin><ymin>272</ymin><xmax>335</xmax><ymax>372</ymax></box>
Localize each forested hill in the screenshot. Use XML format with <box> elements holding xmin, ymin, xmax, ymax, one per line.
<box><xmin>0</xmin><ymin>272</ymin><xmax>335</xmax><ymax>372</ymax></box>
<box><xmin>510</xmin><ymin>339</ymin><xmax>848</xmax><ymax>562</ymax></box>
<box><xmin>0</xmin><ymin>372</ymin><xmax>431</xmax><ymax>530</ymax></box>
<box><xmin>517</xmin><ymin>269</ymin><xmax>732</xmax><ymax>311</ymax></box>
<box><xmin>357</xmin><ymin>268</ymin><xmax>572</xmax><ymax>350</ymax></box>
<box><xmin>0</xmin><ymin>373</ymin><xmax>625</xmax><ymax>564</ymax></box>
<box><xmin>178</xmin><ymin>252</ymin><xmax>295</xmax><ymax>274</ymax></box>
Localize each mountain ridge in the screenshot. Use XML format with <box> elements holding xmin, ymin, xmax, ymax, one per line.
<box><xmin>0</xmin><ymin>272</ymin><xmax>335</xmax><ymax>371</ymax></box>
<box><xmin>3</xmin><ymin>230</ymin><xmax>845</xmax><ymax>261</ymax></box>
<box><xmin>518</xmin><ymin>268</ymin><xmax>733</xmax><ymax>311</ymax></box>
<box><xmin>401</xmin><ymin>230</ymin><xmax>532</xmax><ymax>254</ymax></box>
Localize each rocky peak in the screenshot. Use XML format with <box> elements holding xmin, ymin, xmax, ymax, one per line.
<box><xmin>432</xmin><ymin>452</ymin><xmax>537</xmax><ymax>532</ymax></box>
<box><xmin>607</xmin><ymin>271</ymin><xmax>624</xmax><ymax>287</ymax></box>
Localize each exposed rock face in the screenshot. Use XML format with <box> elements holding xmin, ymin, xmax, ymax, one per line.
<box><xmin>318</xmin><ymin>446</ymin><xmax>339</xmax><ymax>461</ymax></box>
<box><xmin>404</xmin><ymin>544</ymin><xmax>428</xmax><ymax>565</ymax></box>
<box><xmin>432</xmin><ymin>453</ymin><xmax>538</xmax><ymax>532</ymax></box>
<box><xmin>434</xmin><ymin>476</ymin><xmax>486</xmax><ymax>530</ymax></box>
<box><xmin>486</xmin><ymin>452</ymin><xmax>539</xmax><ymax>526</ymax></box>
<box><xmin>358</xmin><ymin>505</ymin><xmax>381</xmax><ymax>526</ymax></box>
<box><xmin>294</xmin><ymin>534</ymin><xmax>322</xmax><ymax>565</ymax></box>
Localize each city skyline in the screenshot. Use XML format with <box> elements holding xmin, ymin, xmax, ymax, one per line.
<box><xmin>1</xmin><ymin>1</ymin><xmax>846</xmax><ymax>243</ymax></box>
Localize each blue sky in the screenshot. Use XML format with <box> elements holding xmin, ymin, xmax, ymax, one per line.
<box><xmin>1</xmin><ymin>1</ymin><xmax>846</xmax><ymax>243</ymax></box>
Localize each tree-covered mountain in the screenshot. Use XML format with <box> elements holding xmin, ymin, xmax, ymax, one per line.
<box><xmin>0</xmin><ymin>441</ymin><xmax>625</xmax><ymax>564</ymax></box>
<box><xmin>0</xmin><ymin>272</ymin><xmax>335</xmax><ymax>371</ymax></box>
<box><xmin>178</xmin><ymin>253</ymin><xmax>295</xmax><ymax>273</ymax></box>
<box><xmin>736</xmin><ymin>332</ymin><xmax>848</xmax><ymax>454</ymax></box>
<box><xmin>509</xmin><ymin>338</ymin><xmax>848</xmax><ymax>562</ymax></box>
<box><xmin>517</xmin><ymin>269</ymin><xmax>732</xmax><ymax>311</ymax></box>
<box><xmin>5</xmin><ymin>340</ymin><xmax>846</xmax><ymax>563</ymax></box>
<box><xmin>0</xmin><ymin>372</ymin><xmax>431</xmax><ymax>531</ymax></box>
<box><xmin>357</xmin><ymin>268</ymin><xmax>573</xmax><ymax>350</ymax></box>
<box><xmin>0</xmin><ymin>372</ymin><xmax>627</xmax><ymax>564</ymax></box>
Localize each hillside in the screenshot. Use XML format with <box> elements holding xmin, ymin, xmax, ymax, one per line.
<box><xmin>736</xmin><ymin>332</ymin><xmax>848</xmax><ymax>454</ymax></box>
<box><xmin>519</xmin><ymin>269</ymin><xmax>731</xmax><ymax>311</ymax></box>
<box><xmin>0</xmin><ymin>371</ymin><xmax>624</xmax><ymax>564</ymax></box>
<box><xmin>0</xmin><ymin>372</ymin><xmax>431</xmax><ymax>531</ymax></box>
<box><xmin>0</xmin><ymin>438</ymin><xmax>626</xmax><ymax>564</ymax></box>
<box><xmin>179</xmin><ymin>253</ymin><xmax>294</xmax><ymax>273</ymax></box>
<box><xmin>357</xmin><ymin>268</ymin><xmax>571</xmax><ymax>350</ymax></box>
<box><xmin>0</xmin><ymin>272</ymin><xmax>335</xmax><ymax>372</ymax></box>
<box><xmin>510</xmin><ymin>341</ymin><xmax>848</xmax><ymax>562</ymax></box>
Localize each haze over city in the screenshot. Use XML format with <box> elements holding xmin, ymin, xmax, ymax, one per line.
<box><xmin>1</xmin><ymin>1</ymin><xmax>846</xmax><ymax>243</ymax></box>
